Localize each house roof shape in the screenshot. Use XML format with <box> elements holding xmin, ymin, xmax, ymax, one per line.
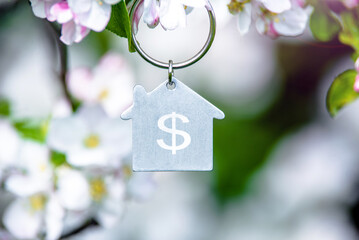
<box><xmin>121</xmin><ymin>78</ymin><xmax>225</xmax><ymax>120</ymax></box>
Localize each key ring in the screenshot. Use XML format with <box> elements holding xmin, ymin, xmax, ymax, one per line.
<box><xmin>129</xmin><ymin>0</ymin><xmax>216</xmax><ymax>70</ymax></box>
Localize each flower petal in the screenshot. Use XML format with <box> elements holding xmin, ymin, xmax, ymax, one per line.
<box><xmin>67</xmin><ymin>67</ymin><xmax>94</xmax><ymax>102</ymax></box>
<box><xmin>60</xmin><ymin>21</ymin><xmax>90</xmax><ymax>45</ymax></box>
<box><xmin>30</xmin><ymin>0</ymin><xmax>46</xmax><ymax>18</ymax></box>
<box><xmin>273</xmin><ymin>7</ymin><xmax>309</xmax><ymax>36</ymax></box>
<box><xmin>160</xmin><ymin>0</ymin><xmax>187</xmax><ymax>30</ymax></box>
<box><xmin>76</xmin><ymin>105</ymin><xmax>108</xmax><ymax>129</ymax></box>
<box><xmin>259</xmin><ymin>0</ymin><xmax>291</xmax><ymax>13</ymax></box>
<box><xmin>3</xmin><ymin>198</ymin><xmax>42</xmax><ymax>239</ymax></box>
<box><xmin>5</xmin><ymin>175</ymin><xmax>50</xmax><ymax>197</ymax></box>
<box><xmin>143</xmin><ymin>0</ymin><xmax>160</xmax><ymax>28</ymax></box>
<box><xmin>50</xmin><ymin>1</ymin><xmax>73</xmax><ymax>24</ymax></box>
<box><xmin>237</xmin><ymin>3</ymin><xmax>251</xmax><ymax>35</ymax></box>
<box><xmin>47</xmin><ymin>116</ymin><xmax>88</xmax><ymax>153</ymax></box>
<box><xmin>45</xmin><ymin>195</ymin><xmax>64</xmax><ymax>240</ymax></box>
<box><xmin>77</xmin><ymin>1</ymin><xmax>112</xmax><ymax>32</ymax></box>
<box><xmin>67</xmin><ymin>148</ymin><xmax>108</xmax><ymax>167</ymax></box>
<box><xmin>67</xmin><ymin>0</ymin><xmax>92</xmax><ymax>13</ymax></box>
<box><xmin>56</xmin><ymin>168</ymin><xmax>91</xmax><ymax>211</ymax></box>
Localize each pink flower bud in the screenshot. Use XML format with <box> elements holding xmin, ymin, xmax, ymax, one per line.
<box><xmin>354</xmin><ymin>74</ymin><xmax>359</xmax><ymax>92</ymax></box>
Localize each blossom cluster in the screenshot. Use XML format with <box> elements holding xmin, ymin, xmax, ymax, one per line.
<box><xmin>29</xmin><ymin>0</ymin><xmax>208</xmax><ymax>45</ymax></box>
<box><xmin>29</xmin><ymin>0</ymin><xmax>122</xmax><ymax>44</ymax></box>
<box><xmin>227</xmin><ymin>0</ymin><xmax>312</xmax><ymax>38</ymax></box>
<box><xmin>0</xmin><ymin>53</ymin><xmax>155</xmax><ymax>240</ymax></box>
<box><xmin>137</xmin><ymin>0</ymin><xmax>208</xmax><ymax>31</ymax></box>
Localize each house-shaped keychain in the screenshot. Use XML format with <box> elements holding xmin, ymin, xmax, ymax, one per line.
<box><xmin>121</xmin><ymin>78</ymin><xmax>225</xmax><ymax>171</ymax></box>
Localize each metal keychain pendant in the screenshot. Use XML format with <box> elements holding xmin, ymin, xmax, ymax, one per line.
<box><xmin>123</xmin><ymin>0</ymin><xmax>224</xmax><ymax>171</ymax></box>
<box><xmin>122</xmin><ymin>76</ymin><xmax>224</xmax><ymax>171</ymax></box>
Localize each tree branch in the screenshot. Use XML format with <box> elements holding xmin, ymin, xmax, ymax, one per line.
<box><xmin>44</xmin><ymin>21</ymin><xmax>76</xmax><ymax>112</ymax></box>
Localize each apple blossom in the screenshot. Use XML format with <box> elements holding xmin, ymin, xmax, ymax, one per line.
<box><xmin>256</xmin><ymin>4</ymin><xmax>311</xmax><ymax>38</ymax></box>
<box><xmin>159</xmin><ymin>0</ymin><xmax>208</xmax><ymax>30</ymax></box>
<box><xmin>29</xmin><ymin>0</ymin><xmax>122</xmax><ymax>45</ymax></box>
<box><xmin>5</xmin><ymin>141</ymin><xmax>52</xmax><ymax>197</ymax></box>
<box><xmin>67</xmin><ymin>53</ymin><xmax>134</xmax><ymax>118</ymax></box>
<box><xmin>55</xmin><ymin>167</ymin><xmax>127</xmax><ymax>228</ymax></box>
<box><xmin>143</xmin><ymin>0</ymin><xmax>160</xmax><ymax>28</ymax></box>
<box><xmin>2</xmin><ymin>141</ymin><xmax>65</xmax><ymax>240</ymax></box>
<box><xmin>227</xmin><ymin>0</ymin><xmax>252</xmax><ymax>35</ymax></box>
<box><xmin>3</xmin><ymin>195</ymin><xmax>64</xmax><ymax>240</ymax></box>
<box><xmin>47</xmin><ymin>105</ymin><xmax>131</xmax><ymax>167</ymax></box>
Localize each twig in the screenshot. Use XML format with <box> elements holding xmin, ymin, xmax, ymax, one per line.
<box><xmin>44</xmin><ymin>21</ymin><xmax>76</xmax><ymax>111</ymax></box>
<box><xmin>60</xmin><ymin>218</ymin><xmax>99</xmax><ymax>239</ymax></box>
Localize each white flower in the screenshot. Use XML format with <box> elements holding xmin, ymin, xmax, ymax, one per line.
<box><xmin>227</xmin><ymin>0</ymin><xmax>252</xmax><ymax>35</ymax></box>
<box><xmin>56</xmin><ymin>167</ymin><xmax>91</xmax><ymax>211</ymax></box>
<box><xmin>47</xmin><ymin>106</ymin><xmax>131</xmax><ymax>167</ymax></box>
<box><xmin>5</xmin><ymin>141</ymin><xmax>52</xmax><ymax>197</ymax></box>
<box><xmin>159</xmin><ymin>0</ymin><xmax>208</xmax><ymax>30</ymax></box>
<box><xmin>67</xmin><ymin>53</ymin><xmax>134</xmax><ymax>118</ymax></box>
<box><xmin>143</xmin><ymin>0</ymin><xmax>160</xmax><ymax>28</ymax></box>
<box><xmin>56</xmin><ymin>167</ymin><xmax>126</xmax><ymax>228</ymax></box>
<box><xmin>0</xmin><ymin>120</ymin><xmax>20</xmax><ymax>176</ymax></box>
<box><xmin>93</xmin><ymin>175</ymin><xmax>126</xmax><ymax>228</ymax></box>
<box><xmin>3</xmin><ymin>195</ymin><xmax>64</xmax><ymax>240</ymax></box>
<box><xmin>2</xmin><ymin>142</ymin><xmax>64</xmax><ymax>240</ymax></box>
<box><xmin>256</xmin><ymin>4</ymin><xmax>311</xmax><ymax>37</ymax></box>
<box><xmin>67</xmin><ymin>0</ymin><xmax>120</xmax><ymax>32</ymax></box>
<box><xmin>32</xmin><ymin>0</ymin><xmax>122</xmax><ymax>45</ymax></box>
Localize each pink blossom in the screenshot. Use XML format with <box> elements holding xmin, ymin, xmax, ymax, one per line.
<box><xmin>354</xmin><ymin>75</ymin><xmax>359</xmax><ymax>92</ymax></box>
<box><xmin>67</xmin><ymin>53</ymin><xmax>134</xmax><ymax>117</ymax></box>
<box><xmin>342</xmin><ymin>0</ymin><xmax>359</xmax><ymax>8</ymax></box>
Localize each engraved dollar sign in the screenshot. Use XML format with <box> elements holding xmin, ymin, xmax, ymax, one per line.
<box><xmin>157</xmin><ymin>112</ymin><xmax>191</xmax><ymax>155</ymax></box>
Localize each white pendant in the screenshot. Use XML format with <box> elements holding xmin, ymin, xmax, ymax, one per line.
<box><xmin>121</xmin><ymin>78</ymin><xmax>224</xmax><ymax>171</ymax></box>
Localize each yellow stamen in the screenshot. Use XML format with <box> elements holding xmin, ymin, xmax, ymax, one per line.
<box><xmin>84</xmin><ymin>134</ymin><xmax>100</xmax><ymax>149</ymax></box>
<box><xmin>29</xmin><ymin>194</ymin><xmax>46</xmax><ymax>212</ymax></box>
<box><xmin>39</xmin><ymin>163</ymin><xmax>47</xmax><ymax>172</ymax></box>
<box><xmin>122</xmin><ymin>165</ymin><xmax>132</xmax><ymax>179</ymax></box>
<box><xmin>227</xmin><ymin>0</ymin><xmax>250</xmax><ymax>14</ymax></box>
<box><xmin>98</xmin><ymin>89</ymin><xmax>109</xmax><ymax>100</ymax></box>
<box><xmin>90</xmin><ymin>178</ymin><xmax>107</xmax><ymax>202</ymax></box>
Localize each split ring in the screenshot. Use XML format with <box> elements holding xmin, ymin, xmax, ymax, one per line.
<box><xmin>129</xmin><ymin>0</ymin><xmax>216</xmax><ymax>69</ymax></box>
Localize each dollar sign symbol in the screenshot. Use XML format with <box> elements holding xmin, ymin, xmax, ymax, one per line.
<box><xmin>157</xmin><ymin>112</ymin><xmax>191</xmax><ymax>155</ymax></box>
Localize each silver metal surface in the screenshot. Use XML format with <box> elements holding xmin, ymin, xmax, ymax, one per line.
<box><xmin>168</xmin><ymin>60</ymin><xmax>174</xmax><ymax>84</ymax></box>
<box><xmin>129</xmin><ymin>0</ymin><xmax>216</xmax><ymax>69</ymax></box>
<box><xmin>121</xmin><ymin>78</ymin><xmax>225</xmax><ymax>171</ymax></box>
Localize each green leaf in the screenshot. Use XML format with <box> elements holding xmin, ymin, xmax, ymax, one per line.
<box><xmin>326</xmin><ymin>69</ymin><xmax>359</xmax><ymax>117</ymax></box>
<box><xmin>0</xmin><ymin>99</ymin><xmax>10</xmax><ymax>116</ymax></box>
<box><xmin>106</xmin><ymin>0</ymin><xmax>135</xmax><ymax>52</ymax></box>
<box><xmin>13</xmin><ymin>120</ymin><xmax>49</xmax><ymax>143</ymax></box>
<box><xmin>50</xmin><ymin>151</ymin><xmax>67</xmax><ymax>167</ymax></box>
<box><xmin>339</xmin><ymin>12</ymin><xmax>359</xmax><ymax>52</ymax></box>
<box><xmin>309</xmin><ymin>3</ymin><xmax>341</xmax><ymax>41</ymax></box>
